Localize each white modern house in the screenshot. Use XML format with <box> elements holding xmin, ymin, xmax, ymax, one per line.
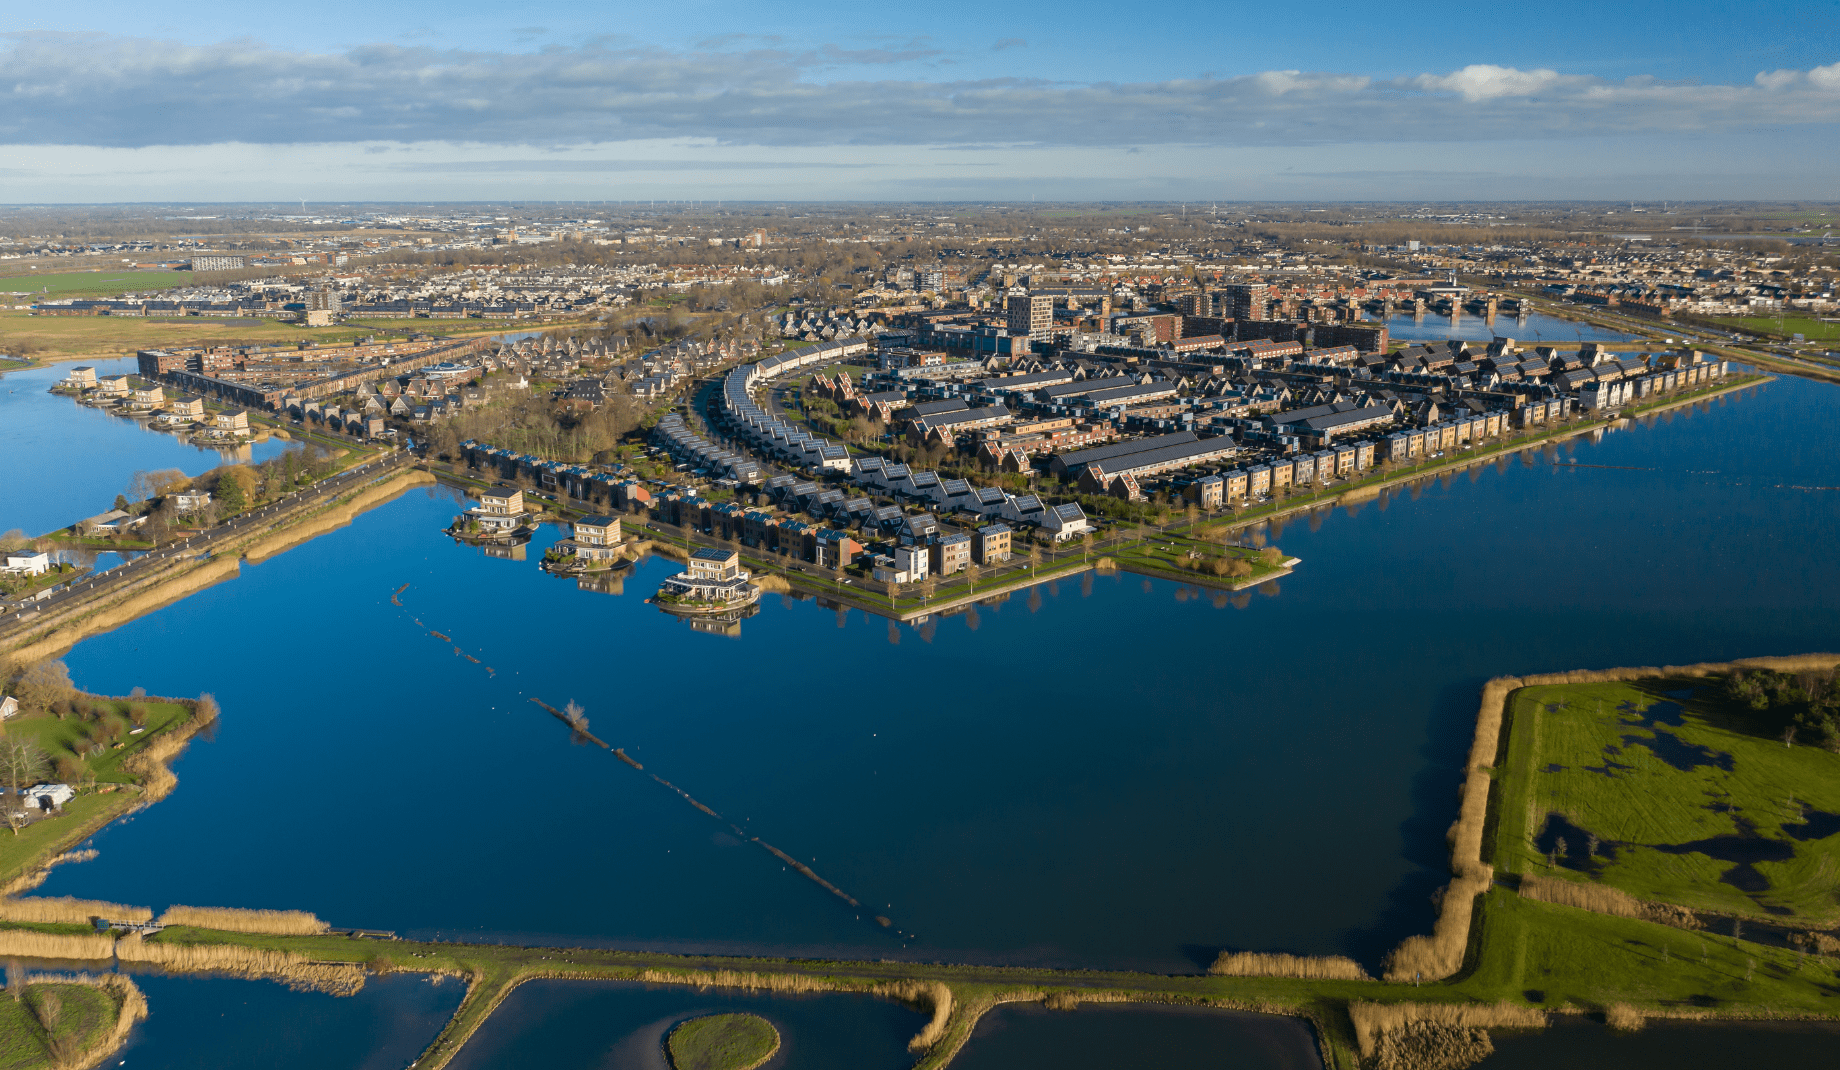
<box><xmin>3</xmin><ymin>551</ymin><xmax>50</xmax><ymax>576</ymax></box>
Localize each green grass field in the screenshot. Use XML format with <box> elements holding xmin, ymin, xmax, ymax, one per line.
<box><xmin>1711</xmin><ymin>315</ymin><xmax>1840</xmax><ymax>342</ymax></box>
<box><xmin>0</xmin><ymin>982</ymin><xmax>117</xmax><ymax>1070</ymax></box>
<box><xmin>6</xmin><ymin>699</ymin><xmax>191</xmax><ymax>785</ymax></box>
<box><xmin>0</xmin><ymin>311</ymin><xmax>380</xmax><ymax>362</ymax></box>
<box><xmin>0</xmin><ymin>271</ymin><xmax>191</xmax><ymax>298</ymax></box>
<box><xmin>666</xmin><ymin>1013</ymin><xmax>780</xmax><ymax>1070</ymax></box>
<box><xmin>1493</xmin><ymin>678</ymin><xmax>1840</xmax><ymax>922</ymax></box>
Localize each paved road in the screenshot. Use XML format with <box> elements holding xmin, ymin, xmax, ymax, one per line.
<box><xmin>0</xmin><ymin>452</ymin><xmax>414</xmax><ymax>629</ymax></box>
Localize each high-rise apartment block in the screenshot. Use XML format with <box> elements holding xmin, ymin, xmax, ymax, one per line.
<box><xmin>1005</xmin><ymin>293</ymin><xmax>1054</xmax><ymax>339</ymax></box>
<box><xmin>1220</xmin><ymin>283</ymin><xmax>1271</xmax><ymax>321</ymax></box>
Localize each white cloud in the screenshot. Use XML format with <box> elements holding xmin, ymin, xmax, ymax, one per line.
<box><xmin>0</xmin><ymin>33</ymin><xmax>1836</xmax><ymax>151</ymax></box>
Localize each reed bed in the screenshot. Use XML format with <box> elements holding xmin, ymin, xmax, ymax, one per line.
<box><xmin>1208</xmin><ymin>951</ymin><xmax>1371</xmax><ymax>981</ymax></box>
<box><xmin>0</xmin><ymin>897</ymin><xmax>151</xmax><ymax>926</ymax></box>
<box><xmin>1604</xmin><ymin>1002</ymin><xmax>1645</xmax><ymax>1031</ymax></box>
<box><xmin>0</xmin><ymin>930</ymin><xmax>117</xmax><ymax>961</ymax></box>
<box><xmin>18</xmin><ymin>972</ymin><xmax>148</xmax><ymax>1070</ymax></box>
<box><xmin>1382</xmin><ymin>873</ymin><xmax>1492</xmax><ymax>983</ymax></box>
<box><xmin>753</xmin><ymin>573</ymin><xmax>791</xmax><ymax>594</ymax></box>
<box><xmin>154</xmin><ymin>905</ymin><xmax>329</xmax><ymax>935</ymax></box>
<box><xmin>114</xmin><ymin>933</ymin><xmax>363</xmax><ymax>995</ymax></box>
<box><xmin>635</xmin><ymin>968</ymin><xmax>835</xmax><ymax>994</ymax></box>
<box><xmin>873</xmin><ymin>980</ymin><xmax>953</xmax><ymax>1051</ymax></box>
<box><xmin>1517</xmin><ymin>874</ymin><xmax>1642</xmax><ymax>918</ymax></box>
<box><xmin>1347</xmin><ymin>1001</ymin><xmax>1546</xmax><ymax>1059</ymax></box>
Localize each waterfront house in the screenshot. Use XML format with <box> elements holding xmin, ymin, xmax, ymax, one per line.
<box><xmin>78</xmin><ymin>510</ymin><xmax>146</xmax><ymax>536</ymax></box>
<box><xmin>64</xmin><ymin>366</ymin><xmax>98</xmax><ymax>390</ymax></box>
<box><xmin>23</xmin><ymin>784</ymin><xmax>73</xmax><ymax>811</ymax></box>
<box><xmin>3</xmin><ymin>551</ymin><xmax>50</xmax><ymax>576</ymax></box>
<box><xmin>171</xmin><ymin>491</ymin><xmax>211</xmax><ymax>514</ymax></box>
<box><xmin>97</xmin><ymin>376</ymin><xmax>131</xmax><ymax>397</ymax></box>
<box><xmin>930</xmin><ymin>532</ymin><xmax>972</xmax><ymax>576</ymax></box>
<box><xmin>478</xmin><ymin>486</ymin><xmax>525</xmax><ymax>517</ymax></box>
<box><xmin>660</xmin><ymin>546</ymin><xmax>756</xmax><ymax>605</ymax></box>
<box><xmin>873</xmin><ymin>545</ymin><xmax>931</xmax><ymax>585</ymax></box>
<box><xmin>166</xmin><ymin>396</ymin><xmax>206</xmax><ymax>423</ymax></box>
<box><xmin>814</xmin><ymin>529</ymin><xmax>863</xmax><ymax>570</ymax></box>
<box><xmin>571</xmin><ymin>516</ymin><xmax>623</xmax><ymax>564</ymax></box>
<box><xmin>973</xmin><ymin>523</ymin><xmax>1013</xmax><ymax>564</ymax></box>
<box><xmin>213</xmin><ymin>409</ymin><xmax>251</xmax><ymax>436</ymax></box>
<box><xmin>0</xmin><ymin>697</ymin><xmax>16</xmax><ymax>720</ymax></box>
<box><xmin>1039</xmin><ymin>502</ymin><xmax>1092</xmax><ymax>542</ymax></box>
<box><xmin>130</xmin><ymin>384</ymin><xmax>165</xmax><ymax>411</ymax></box>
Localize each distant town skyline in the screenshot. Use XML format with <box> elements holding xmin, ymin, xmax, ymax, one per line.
<box><xmin>2</xmin><ymin>0</ymin><xmax>1836</xmax><ymax>201</ymax></box>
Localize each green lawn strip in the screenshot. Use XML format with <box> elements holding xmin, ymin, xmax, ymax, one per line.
<box><xmin>1710</xmin><ymin>316</ymin><xmax>1840</xmax><ymax>342</ymax></box>
<box><xmin>0</xmin><ymin>271</ymin><xmax>192</xmax><ymax>297</ymax></box>
<box><xmin>0</xmin><ymin>793</ymin><xmax>137</xmax><ymax>890</ymax></box>
<box><xmin>1494</xmin><ymin>679</ymin><xmax>1840</xmax><ymax>923</ymax></box>
<box><xmin>1455</xmin><ymin>890</ymin><xmax>1839</xmax><ymax>1016</ymax></box>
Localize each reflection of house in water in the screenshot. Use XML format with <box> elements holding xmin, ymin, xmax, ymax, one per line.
<box><xmin>681</xmin><ymin>601</ymin><xmax>761</xmax><ymax>638</ymax></box>
<box><xmin>481</xmin><ymin>542</ymin><xmax>527</xmax><ymax>561</ymax></box>
<box><xmin>575</xmin><ymin>571</ymin><xmax>626</xmax><ymax>596</ymax></box>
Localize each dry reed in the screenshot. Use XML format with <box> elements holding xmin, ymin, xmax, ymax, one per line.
<box><xmin>874</xmin><ymin>980</ymin><xmax>953</xmax><ymax>1051</ymax></box>
<box><xmin>1347</xmin><ymin>1001</ymin><xmax>1546</xmax><ymax>1059</ymax></box>
<box><xmin>0</xmin><ymin>897</ymin><xmax>151</xmax><ymax>926</ymax></box>
<box><xmin>0</xmin><ymin>930</ymin><xmax>116</xmax><ymax>961</ymax></box>
<box><xmin>1093</xmin><ymin>557</ymin><xmax>1118</xmax><ymax>572</ymax></box>
<box><xmin>753</xmin><ymin>573</ymin><xmax>792</xmax><ymax>594</ymax></box>
<box><xmin>114</xmin><ymin>933</ymin><xmax>362</xmax><ymax>995</ymax></box>
<box><xmin>154</xmin><ymin>905</ymin><xmax>329</xmax><ymax>935</ymax></box>
<box><xmin>1208</xmin><ymin>951</ymin><xmax>1371</xmax><ymax>981</ymax></box>
<box><xmin>635</xmin><ymin>968</ymin><xmax>834</xmax><ymax>994</ymax></box>
<box><xmin>1517</xmin><ymin>874</ymin><xmax>1641</xmax><ymax>918</ymax></box>
<box><xmin>1604</xmin><ymin>1002</ymin><xmax>1645</xmax><ymax>1031</ymax></box>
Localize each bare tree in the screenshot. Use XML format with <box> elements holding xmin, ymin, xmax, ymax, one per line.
<box><xmin>0</xmin><ymin>741</ymin><xmax>47</xmax><ymax>836</ymax></box>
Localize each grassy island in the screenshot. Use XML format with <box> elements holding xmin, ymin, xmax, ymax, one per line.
<box><xmin>666</xmin><ymin>1013</ymin><xmax>781</xmax><ymax>1070</ymax></box>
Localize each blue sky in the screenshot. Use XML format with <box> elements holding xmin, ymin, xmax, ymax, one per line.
<box><xmin>2</xmin><ymin>0</ymin><xmax>1836</xmax><ymax>201</ymax></box>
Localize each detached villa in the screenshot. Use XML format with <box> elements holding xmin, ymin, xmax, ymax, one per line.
<box><xmin>454</xmin><ymin>484</ymin><xmax>529</xmax><ymax>538</ymax></box>
<box><xmin>657</xmin><ymin>547</ymin><xmax>759</xmax><ymax>611</ymax></box>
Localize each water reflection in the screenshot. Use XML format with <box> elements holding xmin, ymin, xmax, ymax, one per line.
<box><xmin>115</xmin><ymin>971</ymin><xmax>462</xmax><ymax>1070</ymax></box>
<box><xmin>952</xmin><ymin>1002</ymin><xmax>1321</xmax><ymax>1070</ymax></box>
<box><xmin>446</xmin><ymin>979</ymin><xmax>925</xmax><ymax>1070</ymax></box>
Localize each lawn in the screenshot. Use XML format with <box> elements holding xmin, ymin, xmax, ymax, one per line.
<box><xmin>0</xmin><ymin>271</ymin><xmax>190</xmax><ymax>298</ymax></box>
<box><xmin>6</xmin><ymin>699</ymin><xmax>192</xmax><ymax>785</ymax></box>
<box><xmin>1710</xmin><ymin>315</ymin><xmax>1840</xmax><ymax>342</ymax></box>
<box><xmin>1455</xmin><ymin>889</ymin><xmax>1840</xmax><ymax>1014</ymax></box>
<box><xmin>1492</xmin><ymin>677</ymin><xmax>1840</xmax><ymax>922</ymax></box>
<box><xmin>666</xmin><ymin>1013</ymin><xmax>780</xmax><ymax>1070</ymax></box>
<box><xmin>0</xmin><ymin>311</ymin><xmax>381</xmax><ymax>363</ymax></box>
<box><xmin>0</xmin><ymin>981</ymin><xmax>117</xmax><ymax>1070</ymax></box>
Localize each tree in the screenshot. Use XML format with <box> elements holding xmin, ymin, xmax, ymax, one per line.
<box><xmin>0</xmin><ymin>740</ymin><xmax>47</xmax><ymax>836</ymax></box>
<box><xmin>10</xmin><ymin>661</ymin><xmax>72</xmax><ymax>715</ymax></box>
<box><xmin>1027</xmin><ymin>545</ymin><xmax>1042</xmax><ymax>576</ymax></box>
<box><xmin>215</xmin><ymin>469</ymin><xmax>248</xmax><ymax>515</ymax></box>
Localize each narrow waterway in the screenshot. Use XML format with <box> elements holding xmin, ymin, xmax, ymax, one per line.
<box><xmin>1378</xmin><ymin>310</ymin><xmax>1638</xmax><ymax>344</ymax></box>
<box><xmin>0</xmin><ymin>358</ymin><xmax>295</xmax><ymax>537</ymax></box>
<box><xmin>951</xmin><ymin>1003</ymin><xmax>1321</xmax><ymax>1070</ymax></box>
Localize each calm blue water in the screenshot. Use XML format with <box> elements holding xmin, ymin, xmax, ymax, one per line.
<box><xmin>28</xmin><ymin>374</ymin><xmax>1840</xmax><ymax>978</ymax></box>
<box><xmin>1378</xmin><ymin>311</ymin><xmax>1637</xmax><ymax>344</ymax></box>
<box><xmin>114</xmin><ymin>971</ymin><xmax>462</xmax><ymax>1070</ymax></box>
<box><xmin>951</xmin><ymin>1003</ymin><xmax>1320</xmax><ymax>1070</ymax></box>
<box><xmin>0</xmin><ymin>358</ymin><xmax>295</xmax><ymax>537</ymax></box>
<box><xmin>446</xmin><ymin>979</ymin><xmax>924</xmax><ymax>1070</ymax></box>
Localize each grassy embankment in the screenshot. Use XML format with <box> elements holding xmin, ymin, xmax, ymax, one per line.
<box><xmin>0</xmin><ymin>271</ymin><xmax>191</xmax><ymax>298</ymax></box>
<box><xmin>1707</xmin><ymin>315</ymin><xmax>1840</xmax><ymax>343</ymax></box>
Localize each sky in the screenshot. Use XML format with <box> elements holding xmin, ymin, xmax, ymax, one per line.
<box><xmin>2</xmin><ymin>0</ymin><xmax>1837</xmax><ymax>202</ymax></box>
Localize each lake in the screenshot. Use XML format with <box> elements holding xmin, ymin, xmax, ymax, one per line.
<box><xmin>27</xmin><ymin>371</ymin><xmax>1837</xmax><ymax>979</ymax></box>
<box><xmin>950</xmin><ymin>1002</ymin><xmax>1321</xmax><ymax>1070</ymax></box>
<box><xmin>1378</xmin><ymin>310</ymin><xmax>1638</xmax><ymax>345</ymax></box>
<box><xmin>0</xmin><ymin>358</ymin><xmax>295</xmax><ymax>537</ymax></box>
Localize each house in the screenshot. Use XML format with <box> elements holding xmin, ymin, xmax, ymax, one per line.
<box><xmin>171</xmin><ymin>491</ymin><xmax>211</xmax><ymax>514</ymax></box>
<box><xmin>3</xmin><ymin>551</ymin><xmax>50</xmax><ymax>576</ymax></box>
<box><xmin>0</xmin><ymin>697</ymin><xmax>16</xmax><ymax>720</ymax></box>
<box><xmin>930</xmin><ymin>532</ymin><xmax>972</xmax><ymax>575</ymax></box>
<box><xmin>660</xmin><ymin>547</ymin><xmax>756</xmax><ymax>604</ymax></box>
<box><xmin>898</xmin><ymin>513</ymin><xmax>941</xmax><ymax>546</ymax></box>
<box><xmin>814</xmin><ymin>529</ymin><xmax>863</xmax><ymax>570</ymax></box>
<box><xmin>130</xmin><ymin>384</ymin><xmax>165</xmax><ymax>410</ymax></box>
<box><xmin>1039</xmin><ymin>502</ymin><xmax>1091</xmax><ymax>542</ymax></box>
<box><xmin>213</xmin><ymin>409</ymin><xmax>251</xmax><ymax>436</ymax></box>
<box><xmin>571</xmin><ymin>515</ymin><xmax>624</xmax><ymax>564</ymax></box>
<box><xmin>96</xmin><ymin>376</ymin><xmax>131</xmax><ymax>397</ymax></box>
<box><xmin>166</xmin><ymin>396</ymin><xmax>206</xmax><ymax>422</ymax></box>
<box><xmin>78</xmin><ymin>510</ymin><xmax>146</xmax><ymax>536</ymax></box>
<box><xmin>873</xmin><ymin>545</ymin><xmax>931</xmax><ymax>585</ymax></box>
<box><xmin>477</xmin><ymin>486</ymin><xmax>525</xmax><ymax>516</ymax></box>
<box><xmin>973</xmin><ymin>523</ymin><xmax>1013</xmax><ymax>564</ymax></box>
<box><xmin>1185</xmin><ymin>474</ymin><xmax>1224</xmax><ymax>509</ymax></box>
<box><xmin>23</xmin><ymin>784</ymin><xmax>74</xmax><ymax>811</ymax></box>
<box><xmin>63</xmin><ymin>366</ymin><xmax>98</xmax><ymax>390</ymax></box>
